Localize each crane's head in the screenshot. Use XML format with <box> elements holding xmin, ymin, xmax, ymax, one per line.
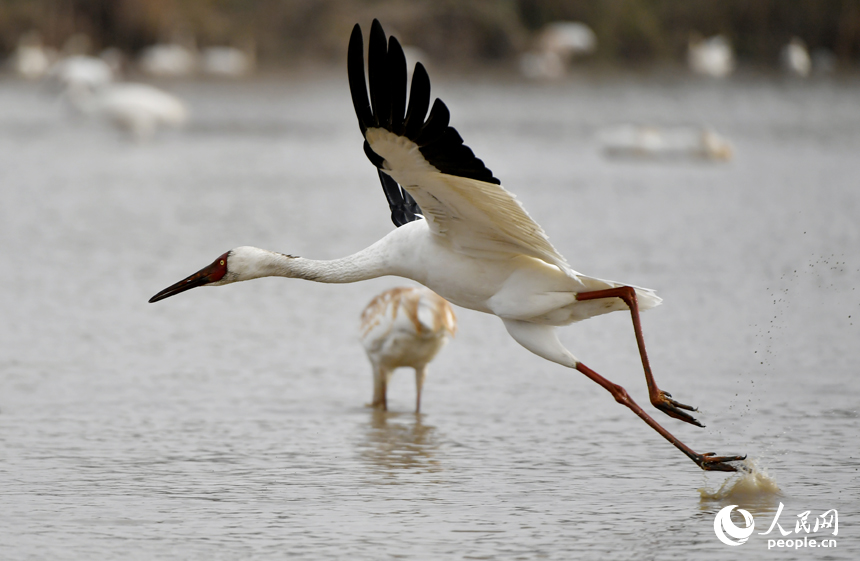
<box><xmin>149</xmin><ymin>251</ymin><xmax>233</xmax><ymax>303</ymax></box>
<box><xmin>148</xmin><ymin>247</ymin><xmax>292</xmax><ymax>303</ymax></box>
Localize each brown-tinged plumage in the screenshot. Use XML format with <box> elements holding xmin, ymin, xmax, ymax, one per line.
<box><xmin>360</xmin><ymin>287</ymin><xmax>456</xmax><ymax>412</ymax></box>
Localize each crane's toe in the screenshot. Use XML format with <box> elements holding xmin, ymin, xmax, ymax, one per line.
<box><xmin>695</xmin><ymin>452</ymin><xmax>747</xmax><ymax>472</ymax></box>
<box><xmin>653</xmin><ymin>391</ymin><xmax>704</xmax><ymax>427</ymax></box>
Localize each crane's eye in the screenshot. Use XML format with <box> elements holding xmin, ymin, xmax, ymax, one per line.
<box><xmin>220</xmin><ymin>260</ymin><xmax>225</xmax><ymax>266</ymax></box>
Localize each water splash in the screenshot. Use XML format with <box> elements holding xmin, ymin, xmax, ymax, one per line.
<box><xmin>699</xmin><ymin>458</ymin><xmax>781</xmax><ymax>502</ymax></box>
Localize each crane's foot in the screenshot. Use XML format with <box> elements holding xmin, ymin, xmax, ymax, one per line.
<box><xmin>694</xmin><ymin>452</ymin><xmax>747</xmax><ymax>472</ymax></box>
<box><xmin>653</xmin><ymin>390</ymin><xmax>704</xmax><ymax>427</ymax></box>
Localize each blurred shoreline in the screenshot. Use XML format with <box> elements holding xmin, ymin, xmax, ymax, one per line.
<box><xmin>2</xmin><ymin>0</ymin><xmax>859</xmax><ymax>72</ymax></box>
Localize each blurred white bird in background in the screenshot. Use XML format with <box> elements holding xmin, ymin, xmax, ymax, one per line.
<box><xmin>9</xmin><ymin>31</ymin><xmax>56</xmax><ymax>79</ymax></box>
<box><xmin>139</xmin><ymin>41</ymin><xmax>198</xmax><ymax>77</ymax></box>
<box><xmin>598</xmin><ymin>124</ymin><xmax>733</xmax><ymax>161</ymax></box>
<box><xmin>538</xmin><ymin>21</ymin><xmax>597</xmax><ymax>57</ymax></box>
<box><xmin>781</xmin><ymin>37</ymin><xmax>811</xmax><ymax>77</ymax></box>
<box><xmin>688</xmin><ymin>34</ymin><xmax>735</xmax><ymax>78</ymax></box>
<box><xmin>49</xmin><ymin>55</ymin><xmax>114</xmax><ymax>90</ymax></box>
<box><xmin>65</xmin><ymin>82</ymin><xmax>188</xmax><ymax>141</ymax></box>
<box><xmin>44</xmin><ymin>32</ymin><xmax>120</xmax><ymax>94</ymax></box>
<box><xmin>360</xmin><ymin>287</ymin><xmax>456</xmax><ymax>413</ymax></box>
<box><xmin>201</xmin><ymin>45</ymin><xmax>255</xmax><ymax>77</ymax></box>
<box><xmin>520</xmin><ymin>21</ymin><xmax>596</xmax><ymax>80</ymax></box>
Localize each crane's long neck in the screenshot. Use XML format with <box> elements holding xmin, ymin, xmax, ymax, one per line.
<box><xmin>231</xmin><ymin>243</ymin><xmax>394</xmax><ymax>285</ymax></box>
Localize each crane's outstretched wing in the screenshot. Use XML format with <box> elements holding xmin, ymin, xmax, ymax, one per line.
<box><xmin>348</xmin><ymin>20</ymin><xmax>573</xmax><ymax>274</ymax></box>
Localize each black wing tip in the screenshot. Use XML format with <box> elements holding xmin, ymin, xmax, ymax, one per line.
<box><xmin>348</xmin><ymin>23</ymin><xmax>371</xmax><ymax>134</ymax></box>
<box><xmin>391</xmin><ymin>207</ymin><xmax>418</xmax><ymax>227</ymax></box>
<box><xmin>378</xmin><ymin>169</ymin><xmax>422</xmax><ymax>227</ymax></box>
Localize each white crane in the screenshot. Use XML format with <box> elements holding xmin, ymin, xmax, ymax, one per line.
<box><xmin>138</xmin><ymin>42</ymin><xmax>197</xmax><ymax>77</ymax></box>
<box><xmin>49</xmin><ymin>55</ymin><xmax>114</xmax><ymax>90</ymax></box>
<box><xmin>598</xmin><ymin>124</ymin><xmax>733</xmax><ymax>161</ymax></box>
<box><xmin>65</xmin><ymin>82</ymin><xmax>188</xmax><ymax>140</ymax></box>
<box><xmin>149</xmin><ymin>20</ymin><xmax>745</xmax><ymax>472</ymax></box>
<box><xmin>520</xmin><ymin>22</ymin><xmax>597</xmax><ymax>80</ymax></box>
<box><xmin>781</xmin><ymin>37</ymin><xmax>811</xmax><ymax>78</ymax></box>
<box><xmin>688</xmin><ymin>34</ymin><xmax>735</xmax><ymax>78</ymax></box>
<box><xmin>201</xmin><ymin>46</ymin><xmax>254</xmax><ymax>77</ymax></box>
<box><xmin>9</xmin><ymin>31</ymin><xmax>55</xmax><ymax>79</ymax></box>
<box><xmin>360</xmin><ymin>287</ymin><xmax>456</xmax><ymax>413</ymax></box>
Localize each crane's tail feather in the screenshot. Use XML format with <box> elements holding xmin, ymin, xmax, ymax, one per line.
<box><xmin>631</xmin><ymin>285</ymin><xmax>662</xmax><ymax>310</ymax></box>
<box><xmin>574</xmin><ymin>273</ymin><xmax>662</xmax><ymax>313</ymax></box>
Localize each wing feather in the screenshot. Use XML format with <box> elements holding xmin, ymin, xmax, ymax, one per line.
<box><xmin>403</xmin><ymin>64</ymin><xmax>430</xmax><ymax>139</ymax></box>
<box><xmin>365</xmin><ymin>128</ymin><xmax>572</xmax><ymax>273</ymax></box>
<box><xmin>387</xmin><ymin>37</ymin><xmax>408</xmax><ymax>134</ymax></box>
<box><xmin>367</xmin><ymin>20</ymin><xmax>390</xmax><ymax>129</ymax></box>
<box><xmin>349</xmin><ymin>20</ymin><xmax>571</xmax><ymax>274</ymax></box>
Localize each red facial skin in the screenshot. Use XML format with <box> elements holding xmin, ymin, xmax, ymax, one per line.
<box><xmin>149</xmin><ymin>251</ymin><xmax>230</xmax><ymax>303</ymax></box>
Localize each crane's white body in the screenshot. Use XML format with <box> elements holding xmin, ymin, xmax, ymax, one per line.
<box><xmin>360</xmin><ymin>287</ymin><xmax>456</xmax><ymax>412</ymax></box>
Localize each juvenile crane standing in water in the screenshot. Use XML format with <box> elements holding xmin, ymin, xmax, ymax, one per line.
<box><xmin>149</xmin><ymin>20</ymin><xmax>745</xmax><ymax>472</ymax></box>
<box><xmin>360</xmin><ymin>287</ymin><xmax>456</xmax><ymax>413</ymax></box>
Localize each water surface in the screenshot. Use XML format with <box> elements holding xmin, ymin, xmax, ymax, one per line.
<box><xmin>1</xmin><ymin>73</ymin><xmax>858</xmax><ymax>559</ymax></box>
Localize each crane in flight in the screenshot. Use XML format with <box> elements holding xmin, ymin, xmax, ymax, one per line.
<box><xmin>360</xmin><ymin>286</ymin><xmax>457</xmax><ymax>413</ymax></box>
<box><xmin>149</xmin><ymin>20</ymin><xmax>745</xmax><ymax>472</ymax></box>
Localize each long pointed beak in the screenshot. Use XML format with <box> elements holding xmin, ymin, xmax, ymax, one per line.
<box><xmin>149</xmin><ymin>253</ymin><xmax>229</xmax><ymax>303</ymax></box>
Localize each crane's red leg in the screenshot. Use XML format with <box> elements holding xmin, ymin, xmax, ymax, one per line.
<box><xmin>576</xmin><ymin>362</ymin><xmax>745</xmax><ymax>471</ymax></box>
<box><xmin>576</xmin><ymin>286</ymin><xmax>702</xmax><ymax>426</ymax></box>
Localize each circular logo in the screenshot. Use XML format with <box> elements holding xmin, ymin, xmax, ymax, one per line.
<box><xmin>714</xmin><ymin>505</ymin><xmax>755</xmax><ymax>546</ymax></box>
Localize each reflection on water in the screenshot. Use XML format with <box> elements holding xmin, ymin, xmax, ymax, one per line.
<box><xmin>356</xmin><ymin>410</ymin><xmax>442</xmax><ymax>476</ymax></box>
